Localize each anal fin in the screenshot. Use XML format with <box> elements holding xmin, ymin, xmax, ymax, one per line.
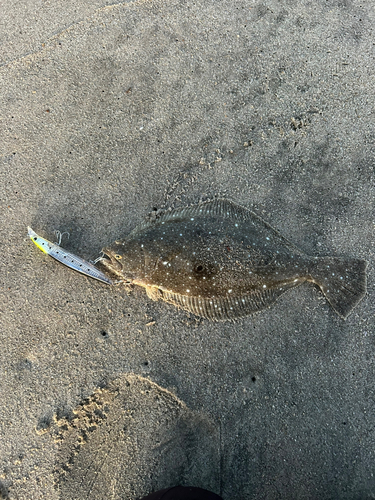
<box><xmin>160</xmin><ymin>281</ymin><xmax>302</xmax><ymax>321</ymax></box>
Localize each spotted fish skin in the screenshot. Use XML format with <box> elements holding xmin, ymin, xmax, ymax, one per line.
<box><xmin>100</xmin><ymin>199</ymin><xmax>367</xmax><ymax>320</ymax></box>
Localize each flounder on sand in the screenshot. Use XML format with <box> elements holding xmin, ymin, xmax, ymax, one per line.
<box><xmin>100</xmin><ymin>199</ymin><xmax>367</xmax><ymax>321</ymax></box>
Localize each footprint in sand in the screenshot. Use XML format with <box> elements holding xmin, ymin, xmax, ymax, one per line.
<box><xmin>39</xmin><ymin>374</ymin><xmax>220</xmax><ymax>500</ymax></box>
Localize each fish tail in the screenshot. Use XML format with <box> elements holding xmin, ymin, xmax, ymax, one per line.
<box><xmin>309</xmin><ymin>257</ymin><xmax>368</xmax><ymax>319</ymax></box>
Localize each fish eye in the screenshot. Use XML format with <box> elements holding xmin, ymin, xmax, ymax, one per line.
<box><xmin>115</xmin><ymin>254</ymin><xmax>122</xmax><ymax>260</ymax></box>
<box><xmin>194</xmin><ymin>264</ymin><xmax>204</xmax><ymax>273</ymax></box>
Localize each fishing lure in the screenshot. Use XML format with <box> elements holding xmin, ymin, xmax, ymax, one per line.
<box><xmin>27</xmin><ymin>227</ymin><xmax>114</xmax><ymax>285</ymax></box>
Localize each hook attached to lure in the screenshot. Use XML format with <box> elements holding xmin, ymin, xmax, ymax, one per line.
<box><xmin>27</xmin><ymin>226</ymin><xmax>114</xmax><ymax>285</ymax></box>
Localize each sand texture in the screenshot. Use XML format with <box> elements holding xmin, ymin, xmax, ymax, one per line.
<box><xmin>0</xmin><ymin>0</ymin><xmax>374</xmax><ymax>498</ymax></box>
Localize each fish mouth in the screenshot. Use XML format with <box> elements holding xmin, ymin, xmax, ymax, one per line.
<box><xmin>97</xmin><ymin>250</ymin><xmax>123</xmax><ymax>273</ymax></box>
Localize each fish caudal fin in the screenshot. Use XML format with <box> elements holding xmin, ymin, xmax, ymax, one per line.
<box><xmin>309</xmin><ymin>257</ymin><xmax>368</xmax><ymax>319</ymax></box>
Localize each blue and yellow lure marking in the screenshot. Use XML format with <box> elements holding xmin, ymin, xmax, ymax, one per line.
<box><xmin>27</xmin><ymin>227</ymin><xmax>113</xmax><ymax>285</ymax></box>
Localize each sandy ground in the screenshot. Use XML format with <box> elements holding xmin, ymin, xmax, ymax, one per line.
<box><xmin>1</xmin><ymin>0</ymin><xmax>374</xmax><ymax>498</ymax></box>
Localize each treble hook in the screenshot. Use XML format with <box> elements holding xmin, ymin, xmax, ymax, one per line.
<box><xmin>53</xmin><ymin>229</ymin><xmax>70</xmax><ymax>246</ymax></box>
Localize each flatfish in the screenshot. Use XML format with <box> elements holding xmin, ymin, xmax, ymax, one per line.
<box><xmin>100</xmin><ymin>199</ymin><xmax>367</xmax><ymax>320</ymax></box>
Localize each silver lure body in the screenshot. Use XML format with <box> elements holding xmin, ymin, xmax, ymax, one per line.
<box><xmin>28</xmin><ymin>227</ymin><xmax>113</xmax><ymax>285</ymax></box>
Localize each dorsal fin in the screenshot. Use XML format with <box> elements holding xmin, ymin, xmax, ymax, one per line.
<box><xmin>156</xmin><ymin>199</ymin><xmax>253</xmax><ymax>223</ymax></box>
<box><xmin>125</xmin><ymin>199</ymin><xmax>245</xmax><ymax>239</ymax></box>
<box><xmin>160</xmin><ymin>280</ymin><xmax>303</xmax><ymax>321</ymax></box>
<box><xmin>126</xmin><ymin>199</ymin><xmax>304</xmax><ymax>255</ymax></box>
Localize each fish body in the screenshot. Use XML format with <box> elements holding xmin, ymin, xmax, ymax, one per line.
<box><xmin>28</xmin><ymin>227</ymin><xmax>113</xmax><ymax>285</ymax></box>
<box><xmin>101</xmin><ymin>199</ymin><xmax>367</xmax><ymax>320</ymax></box>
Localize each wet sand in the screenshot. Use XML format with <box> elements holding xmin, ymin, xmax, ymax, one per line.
<box><xmin>1</xmin><ymin>0</ymin><xmax>374</xmax><ymax>498</ymax></box>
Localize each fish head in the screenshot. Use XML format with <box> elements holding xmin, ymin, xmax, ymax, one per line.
<box><xmin>100</xmin><ymin>243</ymin><xmax>127</xmax><ymax>275</ymax></box>
<box><xmin>100</xmin><ymin>239</ymin><xmax>146</xmax><ymax>282</ymax></box>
